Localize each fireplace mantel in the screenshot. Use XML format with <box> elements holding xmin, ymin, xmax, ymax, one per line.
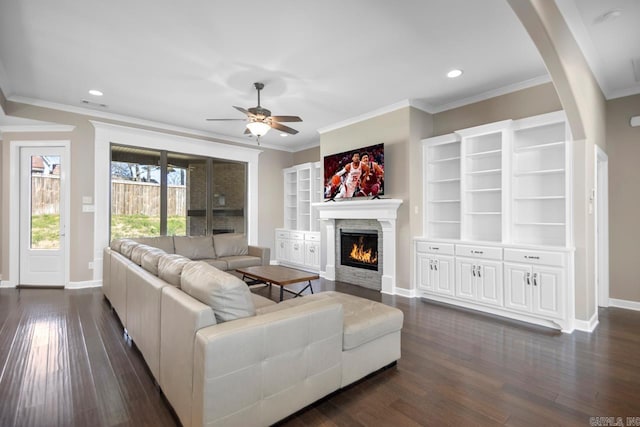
<box><xmin>313</xmin><ymin>199</ymin><xmax>403</xmax><ymax>294</ymax></box>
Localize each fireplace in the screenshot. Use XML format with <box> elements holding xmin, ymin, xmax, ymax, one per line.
<box><xmin>340</xmin><ymin>229</ymin><xmax>378</xmax><ymax>271</ymax></box>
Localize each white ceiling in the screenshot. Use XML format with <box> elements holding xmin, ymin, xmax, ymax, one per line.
<box><xmin>0</xmin><ymin>0</ymin><xmax>636</xmax><ymax>151</ymax></box>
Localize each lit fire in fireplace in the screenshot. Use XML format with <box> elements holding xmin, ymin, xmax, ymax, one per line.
<box><xmin>349</xmin><ymin>238</ymin><xmax>378</xmax><ymax>265</ymax></box>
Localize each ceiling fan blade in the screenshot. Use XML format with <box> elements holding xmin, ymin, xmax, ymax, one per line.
<box><xmin>271</xmin><ymin>122</ymin><xmax>299</xmax><ymax>135</ymax></box>
<box><xmin>233</xmin><ymin>106</ymin><xmax>249</xmax><ymax>115</ymax></box>
<box><xmin>206</xmin><ymin>118</ymin><xmax>247</xmax><ymax>121</ymax></box>
<box><xmin>270</xmin><ymin>115</ymin><xmax>302</xmax><ymax>122</ymax></box>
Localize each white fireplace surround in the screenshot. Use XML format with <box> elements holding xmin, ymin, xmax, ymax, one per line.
<box><xmin>313</xmin><ymin>199</ymin><xmax>403</xmax><ymax>294</ymax></box>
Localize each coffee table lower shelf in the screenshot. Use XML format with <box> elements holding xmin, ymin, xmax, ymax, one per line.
<box><xmin>236</xmin><ymin>265</ymin><xmax>319</xmax><ymax>302</ymax></box>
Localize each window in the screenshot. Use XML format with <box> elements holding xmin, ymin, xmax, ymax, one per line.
<box><xmin>110</xmin><ymin>145</ymin><xmax>246</xmax><ymax>240</ymax></box>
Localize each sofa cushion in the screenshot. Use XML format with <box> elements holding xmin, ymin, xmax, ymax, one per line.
<box><xmin>222</xmin><ymin>255</ymin><xmax>262</xmax><ymax>270</ymax></box>
<box><xmin>134</xmin><ymin>236</ymin><xmax>175</xmax><ymax>254</ymax></box>
<box><xmin>213</xmin><ymin>233</ymin><xmax>248</xmax><ymax>257</ymax></box>
<box><xmin>174</xmin><ymin>236</ymin><xmax>216</xmax><ymax>260</ymax></box>
<box><xmin>257</xmin><ymin>291</ymin><xmax>403</xmax><ymax>350</ymax></box>
<box><xmin>251</xmin><ymin>293</ymin><xmax>277</xmax><ymax>310</ymax></box>
<box><xmin>110</xmin><ymin>238</ymin><xmax>134</xmax><ymax>252</ymax></box>
<box><xmin>202</xmin><ymin>258</ymin><xmax>228</xmax><ymax>271</ymax></box>
<box><xmin>120</xmin><ymin>240</ymin><xmax>140</xmax><ymax>258</ymax></box>
<box><xmin>141</xmin><ymin>248</ymin><xmax>167</xmax><ymax>275</ymax></box>
<box><xmin>180</xmin><ymin>261</ymin><xmax>255</xmax><ymax>323</ymax></box>
<box><xmin>130</xmin><ymin>244</ymin><xmax>154</xmax><ymax>265</ymax></box>
<box><xmin>158</xmin><ymin>254</ymin><xmax>191</xmax><ymax>287</ymax></box>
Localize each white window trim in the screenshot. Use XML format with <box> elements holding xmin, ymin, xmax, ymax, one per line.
<box><xmin>91</xmin><ymin>121</ymin><xmax>262</xmax><ymax>280</ymax></box>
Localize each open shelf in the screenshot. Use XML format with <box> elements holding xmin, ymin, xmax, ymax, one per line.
<box><xmin>466</xmin><ymin>149</ymin><xmax>501</xmax><ymax>159</ymax></box>
<box><xmin>467</xmin><ymin>169</ymin><xmax>501</xmax><ymax>176</ymax></box>
<box><xmin>513</xmin><ymin>168</ymin><xmax>564</xmax><ymax>177</ymax></box>
<box><xmin>430</xmin><ymin>199</ymin><xmax>461</xmax><ymax>203</ymax></box>
<box><xmin>514</xmin><ymin>140</ymin><xmax>564</xmax><ymax>153</ymax></box>
<box><xmin>430</xmin><ymin>177</ymin><xmax>461</xmax><ymax>183</ymax></box>
<box><xmin>466</xmin><ymin>188</ymin><xmax>501</xmax><ymax>193</ymax></box>
<box><xmin>429</xmin><ymin>156</ymin><xmax>461</xmax><ymax>164</ymax></box>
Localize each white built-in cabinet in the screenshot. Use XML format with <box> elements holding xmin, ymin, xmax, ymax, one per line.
<box><xmin>416</xmin><ymin>111</ymin><xmax>575</xmax><ymax>332</ymax></box>
<box><xmin>276</xmin><ymin>162</ymin><xmax>322</xmax><ymax>272</ymax></box>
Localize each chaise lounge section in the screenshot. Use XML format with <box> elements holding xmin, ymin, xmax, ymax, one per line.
<box><xmin>102</xmin><ymin>235</ymin><xmax>403</xmax><ymax>427</ymax></box>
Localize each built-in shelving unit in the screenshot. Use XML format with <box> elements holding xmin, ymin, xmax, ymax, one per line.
<box><xmin>458</xmin><ymin>122</ymin><xmax>510</xmax><ymax>243</ymax></box>
<box><xmin>424</xmin><ymin>134</ymin><xmax>461</xmax><ymax>240</ymax></box>
<box><xmin>417</xmin><ymin>111</ymin><xmax>574</xmax><ymax>332</ymax></box>
<box><xmin>511</xmin><ymin>119</ymin><xmax>568</xmax><ymax>247</ymax></box>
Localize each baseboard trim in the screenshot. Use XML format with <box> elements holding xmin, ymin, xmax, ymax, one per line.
<box><xmin>609</xmin><ymin>298</ymin><xmax>640</xmax><ymax>311</ymax></box>
<box><xmin>393</xmin><ymin>287</ymin><xmax>417</xmax><ymax>298</ymax></box>
<box><xmin>0</xmin><ymin>280</ymin><xmax>16</xmax><ymax>288</ymax></box>
<box><xmin>66</xmin><ymin>280</ymin><xmax>102</xmax><ymax>289</ymax></box>
<box><xmin>573</xmin><ymin>312</ymin><xmax>599</xmax><ymax>332</ymax></box>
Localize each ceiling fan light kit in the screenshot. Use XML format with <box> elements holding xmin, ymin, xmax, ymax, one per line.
<box><xmin>207</xmin><ymin>82</ymin><xmax>302</xmax><ymax>144</ymax></box>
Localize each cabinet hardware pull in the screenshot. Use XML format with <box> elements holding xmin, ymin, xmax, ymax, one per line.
<box><xmin>429</xmin><ymin>260</ymin><xmax>433</xmax><ymax>270</ymax></box>
<box><xmin>533</xmin><ymin>272</ymin><xmax>538</xmax><ymax>286</ymax></box>
<box><xmin>526</xmin><ymin>272</ymin><xmax>531</xmax><ymax>285</ymax></box>
<box><xmin>434</xmin><ymin>260</ymin><xmax>438</xmax><ymax>271</ymax></box>
<box><xmin>431</xmin><ymin>247</ymin><xmax>439</xmax><ymax>250</ymax></box>
<box><xmin>472</xmin><ymin>265</ymin><xmax>476</xmax><ymax>277</ymax></box>
<box><xmin>477</xmin><ymin>266</ymin><xmax>482</xmax><ymax>278</ymax></box>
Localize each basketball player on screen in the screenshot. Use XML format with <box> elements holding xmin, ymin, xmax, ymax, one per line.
<box><xmin>359</xmin><ymin>152</ymin><xmax>384</xmax><ymax>196</ymax></box>
<box><xmin>332</xmin><ymin>152</ymin><xmax>370</xmax><ymax>198</ymax></box>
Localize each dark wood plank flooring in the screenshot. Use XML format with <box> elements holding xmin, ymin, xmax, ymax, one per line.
<box><xmin>1</xmin><ymin>280</ymin><xmax>640</xmax><ymax>426</ymax></box>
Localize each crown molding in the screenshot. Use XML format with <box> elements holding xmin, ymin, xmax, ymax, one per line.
<box><xmin>290</xmin><ymin>138</ymin><xmax>321</xmax><ymax>152</ymax></box>
<box><xmin>430</xmin><ymin>74</ymin><xmax>552</xmax><ymax>113</ymax></box>
<box><xmin>317</xmin><ymin>100</ymin><xmax>414</xmax><ymax>134</ymax></box>
<box><xmin>7</xmin><ymin>95</ymin><xmax>296</xmax><ymax>152</ymax></box>
<box><xmin>0</xmin><ymin>124</ymin><xmax>76</xmax><ymax>134</ymax></box>
<box><xmin>608</xmin><ymin>84</ymin><xmax>640</xmax><ymax>101</ymax></box>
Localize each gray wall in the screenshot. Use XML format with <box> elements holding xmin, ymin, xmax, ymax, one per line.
<box><xmin>607</xmin><ymin>94</ymin><xmax>640</xmax><ymax>303</ymax></box>
<box><xmin>292</xmin><ymin>146</ymin><xmax>320</xmax><ymax>164</ymax></box>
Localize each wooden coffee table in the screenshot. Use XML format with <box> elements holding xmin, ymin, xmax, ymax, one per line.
<box><xmin>236</xmin><ymin>265</ymin><xmax>319</xmax><ymax>302</ymax></box>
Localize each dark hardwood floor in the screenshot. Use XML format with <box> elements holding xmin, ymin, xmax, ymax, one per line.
<box><xmin>1</xmin><ymin>280</ymin><xmax>639</xmax><ymax>426</ymax></box>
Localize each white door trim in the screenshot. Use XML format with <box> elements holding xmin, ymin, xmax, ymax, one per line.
<box><xmin>9</xmin><ymin>140</ymin><xmax>71</xmax><ymax>288</ymax></box>
<box><xmin>595</xmin><ymin>145</ymin><xmax>609</xmax><ymax>307</ymax></box>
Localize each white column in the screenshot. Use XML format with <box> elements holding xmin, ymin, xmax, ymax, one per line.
<box><xmin>323</xmin><ymin>219</ymin><xmax>336</xmax><ymax>280</ymax></box>
<box><xmin>379</xmin><ymin>219</ymin><xmax>396</xmax><ymax>294</ymax></box>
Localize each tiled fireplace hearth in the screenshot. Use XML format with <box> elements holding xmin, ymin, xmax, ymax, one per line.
<box><xmin>313</xmin><ymin>199</ymin><xmax>403</xmax><ymax>294</ymax></box>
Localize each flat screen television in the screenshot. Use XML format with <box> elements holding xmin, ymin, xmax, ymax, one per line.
<box><xmin>323</xmin><ymin>143</ymin><xmax>384</xmax><ymax>200</ymax></box>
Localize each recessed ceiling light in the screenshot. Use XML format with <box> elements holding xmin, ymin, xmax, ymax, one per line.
<box><xmin>88</xmin><ymin>89</ymin><xmax>103</xmax><ymax>96</ymax></box>
<box><xmin>280</xmin><ymin>133</ymin><xmax>288</xmax><ymax>137</ymax></box>
<box><xmin>447</xmin><ymin>69</ymin><xmax>463</xmax><ymax>78</ymax></box>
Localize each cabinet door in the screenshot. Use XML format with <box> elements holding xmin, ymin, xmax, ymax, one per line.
<box><xmin>503</xmin><ymin>263</ymin><xmax>531</xmax><ymax>313</ymax></box>
<box><xmin>434</xmin><ymin>256</ymin><xmax>455</xmax><ymax>296</ymax></box>
<box><xmin>289</xmin><ymin>239</ymin><xmax>305</xmax><ymax>265</ymax></box>
<box><xmin>304</xmin><ymin>241</ymin><xmax>320</xmax><ymax>269</ymax></box>
<box><xmin>532</xmin><ymin>266</ymin><xmax>564</xmax><ymax>319</ymax></box>
<box><xmin>416</xmin><ymin>253</ymin><xmax>433</xmax><ymax>292</ymax></box>
<box><xmin>476</xmin><ymin>260</ymin><xmax>503</xmax><ymax>307</ymax></box>
<box><xmin>455</xmin><ymin>258</ymin><xmax>475</xmax><ymax>300</ymax></box>
<box><xmin>275</xmin><ymin>238</ymin><xmax>288</xmax><ymax>261</ymax></box>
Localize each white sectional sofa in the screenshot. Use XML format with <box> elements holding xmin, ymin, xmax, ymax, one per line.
<box><xmin>102</xmin><ymin>234</ymin><xmax>403</xmax><ymax>427</ymax></box>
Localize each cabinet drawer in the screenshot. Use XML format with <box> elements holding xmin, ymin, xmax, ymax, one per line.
<box><xmin>289</xmin><ymin>231</ymin><xmax>305</xmax><ymax>240</ymax></box>
<box><xmin>504</xmin><ymin>248</ymin><xmax>565</xmax><ymax>267</ymax></box>
<box><xmin>276</xmin><ymin>230</ymin><xmax>290</xmax><ymax>239</ymax></box>
<box><xmin>456</xmin><ymin>244</ymin><xmax>502</xmax><ymax>260</ymax></box>
<box><xmin>415</xmin><ymin>241</ymin><xmax>454</xmax><ymax>255</ymax></box>
<box><xmin>305</xmin><ymin>232</ymin><xmax>320</xmax><ymax>242</ymax></box>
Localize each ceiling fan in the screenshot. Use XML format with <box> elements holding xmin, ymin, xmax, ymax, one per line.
<box><xmin>206</xmin><ymin>82</ymin><xmax>302</xmax><ymax>143</ymax></box>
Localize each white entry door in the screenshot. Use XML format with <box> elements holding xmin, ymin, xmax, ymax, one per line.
<box><xmin>19</xmin><ymin>146</ymin><xmax>68</xmax><ymax>286</ymax></box>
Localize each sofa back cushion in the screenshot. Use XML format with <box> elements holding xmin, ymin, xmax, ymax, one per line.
<box><xmin>174</xmin><ymin>236</ymin><xmax>216</xmax><ymax>260</ymax></box>
<box><xmin>213</xmin><ymin>233</ymin><xmax>248</xmax><ymax>257</ymax></box>
<box><xmin>158</xmin><ymin>254</ymin><xmax>191</xmax><ymax>287</ymax></box>
<box><xmin>141</xmin><ymin>248</ymin><xmax>167</xmax><ymax>275</ymax></box>
<box><xmin>134</xmin><ymin>236</ymin><xmax>175</xmax><ymax>254</ymax></box>
<box><xmin>180</xmin><ymin>261</ymin><xmax>255</xmax><ymax>323</ymax></box>
<box><xmin>120</xmin><ymin>240</ymin><xmax>140</xmax><ymax>258</ymax></box>
<box><xmin>110</xmin><ymin>238</ymin><xmax>134</xmax><ymax>252</ymax></box>
<box><xmin>130</xmin><ymin>244</ymin><xmax>155</xmax><ymax>265</ymax></box>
